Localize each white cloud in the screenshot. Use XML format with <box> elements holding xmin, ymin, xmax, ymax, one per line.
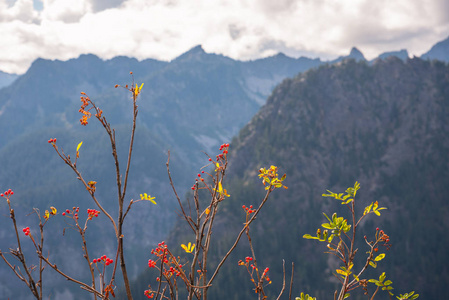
<box><xmin>40</xmin><ymin>0</ymin><xmax>92</xmax><ymax>22</ymax></box>
<box><xmin>0</xmin><ymin>0</ymin><xmax>39</xmax><ymax>23</ymax></box>
<box><xmin>0</xmin><ymin>0</ymin><xmax>448</xmax><ymax>74</ymax></box>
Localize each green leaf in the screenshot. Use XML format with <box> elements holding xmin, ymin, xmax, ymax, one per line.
<box><xmin>369</xmin><ymin>261</ymin><xmax>377</xmax><ymax>268</ymax></box>
<box><xmin>303</xmin><ymin>234</ymin><xmax>319</xmax><ymax>240</ymax></box>
<box><xmin>379</xmin><ymin>272</ymin><xmax>386</xmax><ymax>282</ymax></box>
<box><xmin>364</xmin><ymin>203</ymin><xmax>373</xmax><ymax>215</ymax></box>
<box><xmin>342</xmin><ymin>198</ymin><xmax>353</xmax><ymax>204</ymax></box>
<box><xmin>321</xmin><ymin>223</ymin><xmax>333</xmax><ymax>229</ymax></box>
<box><xmin>384</xmin><ymin>280</ymin><xmax>393</xmax><ymax>286</ymax></box>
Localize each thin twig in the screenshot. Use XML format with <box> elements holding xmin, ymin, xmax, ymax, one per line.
<box><xmin>275</xmin><ymin>260</ymin><xmax>286</xmax><ymax>300</ymax></box>
<box><xmin>289</xmin><ymin>262</ymin><xmax>294</xmax><ymax>300</ymax></box>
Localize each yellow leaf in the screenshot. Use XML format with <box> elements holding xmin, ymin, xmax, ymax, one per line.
<box><xmin>181</xmin><ymin>242</ymin><xmax>195</xmax><ymax>253</ymax></box>
<box><xmin>134</xmin><ymin>83</ymin><xmax>144</xmax><ymax>97</ymax></box>
<box><xmin>140</xmin><ymin>193</ymin><xmax>156</xmax><ymax>204</ymax></box>
<box><xmin>205</xmin><ymin>208</ymin><xmax>210</xmax><ymax>214</ymax></box>
<box><xmin>76</xmin><ymin>141</ymin><xmax>83</xmax><ymax>152</ymax></box>
<box><xmin>50</xmin><ymin>206</ymin><xmax>57</xmax><ymax>215</ymax></box>
<box><xmin>44</xmin><ymin>210</ymin><xmax>50</xmax><ymax>220</ymax></box>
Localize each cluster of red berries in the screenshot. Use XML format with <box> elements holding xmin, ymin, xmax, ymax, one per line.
<box><xmin>47</xmin><ymin>138</ymin><xmax>57</xmax><ymax>143</ymax></box>
<box><xmin>22</xmin><ymin>227</ymin><xmax>31</xmax><ymax>236</ymax></box>
<box><xmin>215</xmin><ymin>143</ymin><xmax>229</xmax><ymax>161</ymax></box>
<box><xmin>262</xmin><ymin>267</ymin><xmax>270</xmax><ymax>283</ymax></box>
<box><xmin>238</xmin><ymin>256</ymin><xmax>254</xmax><ymax>266</ymax></box>
<box><xmin>150</xmin><ymin>241</ymin><xmax>168</xmax><ymax>256</ymax></box>
<box><xmin>144</xmin><ymin>289</ymin><xmax>154</xmax><ymax>298</ymax></box>
<box><xmin>92</xmin><ymin>255</ymin><xmax>113</xmax><ymax>266</ymax></box>
<box><xmin>191</xmin><ymin>171</ymin><xmax>206</xmax><ymax>190</ymax></box>
<box><xmin>242</xmin><ymin>205</ymin><xmax>255</xmax><ymax>214</ymax></box>
<box><xmin>0</xmin><ymin>189</ymin><xmax>14</xmax><ymax>197</ymax></box>
<box><xmin>150</xmin><ymin>241</ymin><xmax>169</xmax><ymax>265</ymax></box>
<box><xmin>148</xmin><ymin>259</ymin><xmax>157</xmax><ymax>268</ymax></box>
<box><xmin>87</xmin><ymin>208</ymin><xmax>100</xmax><ymax>220</ymax></box>
<box><xmin>164</xmin><ymin>266</ymin><xmax>182</xmax><ymax>278</ymax></box>
<box><xmin>149</xmin><ymin>241</ymin><xmax>183</xmax><ymax>279</ymax></box>
<box><xmin>62</xmin><ymin>207</ymin><xmax>80</xmax><ymax>220</ymax></box>
<box><xmin>376</xmin><ymin>228</ymin><xmax>391</xmax><ymax>250</ymax></box>
<box><xmin>370</xmin><ymin>228</ymin><xmax>392</xmax><ymax>252</ymax></box>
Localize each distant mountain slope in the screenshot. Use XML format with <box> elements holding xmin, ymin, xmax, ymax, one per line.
<box><xmin>151</xmin><ymin>57</ymin><xmax>449</xmax><ymax>300</ymax></box>
<box><xmin>0</xmin><ymin>70</ymin><xmax>18</xmax><ymax>89</ymax></box>
<box><xmin>421</xmin><ymin>35</ymin><xmax>449</xmax><ymax>62</ymax></box>
<box><xmin>377</xmin><ymin>49</ymin><xmax>409</xmax><ymax>61</ymax></box>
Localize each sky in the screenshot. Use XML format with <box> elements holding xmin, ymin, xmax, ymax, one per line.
<box><xmin>1</xmin><ymin>0</ymin><xmax>448</xmax><ymax>74</ymax></box>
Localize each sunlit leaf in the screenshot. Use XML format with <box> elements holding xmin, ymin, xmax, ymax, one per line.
<box><xmin>374</xmin><ymin>253</ymin><xmax>385</xmax><ymax>261</ymax></box>
<box><xmin>181</xmin><ymin>242</ymin><xmax>195</xmax><ymax>253</ymax></box>
<box><xmin>76</xmin><ymin>141</ymin><xmax>83</xmax><ymax>152</ymax></box>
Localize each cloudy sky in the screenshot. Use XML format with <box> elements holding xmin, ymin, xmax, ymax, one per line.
<box><xmin>1</xmin><ymin>0</ymin><xmax>448</xmax><ymax>74</ymax></box>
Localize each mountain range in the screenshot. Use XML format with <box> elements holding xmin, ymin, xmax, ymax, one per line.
<box><xmin>0</xmin><ymin>36</ymin><xmax>448</xmax><ymax>299</ymax></box>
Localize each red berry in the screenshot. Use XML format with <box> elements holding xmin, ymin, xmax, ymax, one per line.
<box><xmin>208</xmin><ymin>158</ymin><xmax>212</xmax><ymax>161</ymax></box>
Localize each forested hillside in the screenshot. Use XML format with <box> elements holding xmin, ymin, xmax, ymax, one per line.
<box><xmin>135</xmin><ymin>57</ymin><xmax>449</xmax><ymax>299</ymax></box>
